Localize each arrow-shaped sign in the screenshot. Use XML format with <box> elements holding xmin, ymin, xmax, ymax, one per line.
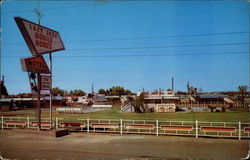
<box><xmin>20</xmin><ymin>56</ymin><xmax>51</xmax><ymax>74</ymax></box>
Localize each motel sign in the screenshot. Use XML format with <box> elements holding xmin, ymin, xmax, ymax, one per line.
<box><xmin>15</xmin><ymin>16</ymin><xmax>65</xmax><ymax>130</ymax></box>
<box><xmin>20</xmin><ymin>56</ymin><xmax>51</xmax><ymax>74</ymax></box>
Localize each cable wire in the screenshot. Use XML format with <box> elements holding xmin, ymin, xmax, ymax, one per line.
<box><xmin>2</xmin><ymin>51</ymin><xmax>248</xmax><ymax>58</ymax></box>
<box><xmin>3</xmin><ymin>31</ymin><xmax>248</xmax><ymax>46</ymax></box>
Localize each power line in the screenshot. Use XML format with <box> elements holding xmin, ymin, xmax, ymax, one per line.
<box><xmin>3</xmin><ymin>3</ymin><xmax>100</xmax><ymax>14</ymax></box>
<box><xmin>54</xmin><ymin>51</ymin><xmax>248</xmax><ymax>58</ymax></box>
<box><xmin>3</xmin><ymin>1</ymin><xmax>242</xmax><ymax>14</ymax></box>
<box><xmin>3</xmin><ymin>31</ymin><xmax>248</xmax><ymax>46</ymax></box>
<box><xmin>3</xmin><ymin>42</ymin><xmax>249</xmax><ymax>53</ymax></box>
<box><xmin>68</xmin><ymin>32</ymin><xmax>249</xmax><ymax>43</ymax></box>
<box><xmin>2</xmin><ymin>51</ymin><xmax>247</xmax><ymax>58</ymax></box>
<box><xmin>67</xmin><ymin>42</ymin><xmax>249</xmax><ymax>51</ymax></box>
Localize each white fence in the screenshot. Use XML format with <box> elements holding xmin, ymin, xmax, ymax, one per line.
<box><xmin>92</xmin><ymin>105</ymin><xmax>112</xmax><ymax>109</ymax></box>
<box><xmin>1</xmin><ymin>116</ymin><xmax>249</xmax><ymax>140</ymax></box>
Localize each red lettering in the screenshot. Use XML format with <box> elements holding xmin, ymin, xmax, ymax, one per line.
<box><xmin>30</xmin><ymin>24</ymin><xmax>43</xmax><ymax>33</ymax></box>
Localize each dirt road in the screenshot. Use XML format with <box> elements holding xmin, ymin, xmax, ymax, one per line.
<box><xmin>0</xmin><ymin>130</ymin><xmax>249</xmax><ymax>159</ymax></box>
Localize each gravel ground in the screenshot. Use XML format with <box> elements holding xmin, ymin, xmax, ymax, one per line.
<box><xmin>0</xmin><ymin>129</ymin><xmax>249</xmax><ymax>160</ymax></box>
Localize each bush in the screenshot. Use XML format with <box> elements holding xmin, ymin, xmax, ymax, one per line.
<box><xmin>221</xmin><ymin>106</ymin><xmax>226</xmax><ymax>112</ymax></box>
<box><xmin>71</xmin><ymin>97</ymin><xmax>78</xmax><ymax>102</ymax></box>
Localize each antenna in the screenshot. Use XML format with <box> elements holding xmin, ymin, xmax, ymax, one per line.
<box><xmin>33</xmin><ymin>0</ymin><xmax>43</xmax><ymax>25</ymax></box>
<box><xmin>187</xmin><ymin>81</ymin><xmax>190</xmax><ymax>93</ymax></box>
<box><xmin>92</xmin><ymin>83</ymin><xmax>94</xmax><ymax>94</ymax></box>
<box><xmin>172</xmin><ymin>77</ymin><xmax>174</xmax><ymax>91</ymax></box>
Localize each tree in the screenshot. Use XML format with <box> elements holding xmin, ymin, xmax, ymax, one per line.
<box><xmin>52</xmin><ymin>87</ymin><xmax>67</xmax><ymax>96</ymax></box>
<box><xmin>125</xmin><ymin>92</ymin><xmax>148</xmax><ymax>113</ymax></box>
<box><xmin>188</xmin><ymin>87</ymin><xmax>197</xmax><ymax>95</ymax></box>
<box><xmin>208</xmin><ymin>105</ymin><xmax>216</xmax><ymax>112</ymax></box>
<box><xmin>104</xmin><ymin>86</ymin><xmax>132</xmax><ymax>96</ymax></box>
<box><xmin>69</xmin><ymin>89</ymin><xmax>86</xmax><ymax>96</ymax></box>
<box><xmin>0</xmin><ymin>82</ymin><xmax>8</xmax><ymax>96</ymax></box>
<box><xmin>124</xmin><ymin>89</ymin><xmax>132</xmax><ymax>95</ymax></box>
<box><xmin>87</xmin><ymin>93</ymin><xmax>94</xmax><ymax>99</ymax></box>
<box><xmin>18</xmin><ymin>93</ymin><xmax>32</xmax><ymax>98</ymax></box>
<box><xmin>238</xmin><ymin>85</ymin><xmax>248</xmax><ymax>107</ymax></box>
<box><xmin>0</xmin><ymin>76</ymin><xmax>8</xmax><ymax>96</ymax></box>
<box><xmin>98</xmin><ymin>88</ymin><xmax>106</xmax><ymax>95</ymax></box>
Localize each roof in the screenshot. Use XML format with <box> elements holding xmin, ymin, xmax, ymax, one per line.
<box><xmin>105</xmin><ymin>96</ymin><xmax>120</xmax><ymax>98</ymax></box>
<box><xmin>0</xmin><ymin>96</ymin><xmax>63</xmax><ymax>102</ymax></box>
<box><xmin>44</xmin><ymin>96</ymin><xmax>63</xmax><ymax>100</ymax></box>
<box><xmin>0</xmin><ymin>98</ymin><xmax>34</xmax><ymax>102</ymax></box>
<box><xmin>198</xmin><ymin>94</ymin><xmax>228</xmax><ymax>99</ymax></box>
<box><xmin>145</xmin><ymin>96</ymin><xmax>179</xmax><ymax>100</ymax></box>
<box><xmin>93</xmin><ymin>96</ymin><xmax>108</xmax><ymax>102</ymax></box>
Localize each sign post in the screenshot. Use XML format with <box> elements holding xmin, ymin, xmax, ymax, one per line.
<box><xmin>20</xmin><ymin>56</ymin><xmax>51</xmax><ymax>130</ymax></box>
<box><xmin>49</xmin><ymin>53</ymin><xmax>53</xmax><ymax>129</ymax></box>
<box><xmin>15</xmin><ymin>16</ymin><xmax>65</xmax><ymax>131</ymax></box>
<box><xmin>41</xmin><ymin>73</ymin><xmax>53</xmax><ymax>129</ymax></box>
<box><xmin>37</xmin><ymin>73</ymin><xmax>41</xmax><ymax>130</ymax></box>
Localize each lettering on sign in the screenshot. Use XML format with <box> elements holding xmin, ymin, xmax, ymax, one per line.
<box><xmin>157</xmin><ymin>103</ymin><xmax>176</xmax><ymax>113</ymax></box>
<box><xmin>41</xmin><ymin>75</ymin><xmax>51</xmax><ymax>90</ymax></box>
<box><xmin>20</xmin><ymin>56</ymin><xmax>51</xmax><ymax>74</ymax></box>
<box><xmin>14</xmin><ymin>17</ymin><xmax>65</xmax><ymax>56</ymax></box>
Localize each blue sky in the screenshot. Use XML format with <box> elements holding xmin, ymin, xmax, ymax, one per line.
<box><xmin>1</xmin><ymin>0</ymin><xmax>249</xmax><ymax>94</ymax></box>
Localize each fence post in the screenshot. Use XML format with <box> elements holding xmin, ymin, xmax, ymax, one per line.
<box><xmin>1</xmin><ymin>116</ymin><xmax>3</xmax><ymax>130</ymax></box>
<box><xmin>87</xmin><ymin>118</ymin><xmax>89</xmax><ymax>133</ymax></box>
<box><xmin>56</xmin><ymin>117</ymin><xmax>58</xmax><ymax>129</ymax></box>
<box><xmin>196</xmin><ymin>120</ymin><xmax>198</xmax><ymax>138</ymax></box>
<box><xmin>156</xmin><ymin>119</ymin><xmax>159</xmax><ymax>136</ymax></box>
<box><xmin>239</xmin><ymin>121</ymin><xmax>241</xmax><ymax>140</ymax></box>
<box><xmin>27</xmin><ymin>116</ymin><xmax>30</xmax><ymax>128</ymax></box>
<box><xmin>120</xmin><ymin>119</ymin><xmax>123</xmax><ymax>135</ymax></box>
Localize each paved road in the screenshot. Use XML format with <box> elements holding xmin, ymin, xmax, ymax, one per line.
<box><xmin>0</xmin><ymin>130</ymin><xmax>249</xmax><ymax>160</ymax></box>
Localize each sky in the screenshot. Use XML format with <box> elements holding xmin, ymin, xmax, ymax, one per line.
<box><xmin>1</xmin><ymin>0</ymin><xmax>249</xmax><ymax>94</ymax></box>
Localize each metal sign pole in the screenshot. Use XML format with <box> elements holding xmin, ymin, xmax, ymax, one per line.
<box><xmin>37</xmin><ymin>0</ymin><xmax>41</xmax><ymax>131</ymax></box>
<box><xmin>49</xmin><ymin>53</ymin><xmax>53</xmax><ymax>129</ymax></box>
<box><xmin>37</xmin><ymin>73</ymin><xmax>41</xmax><ymax>130</ymax></box>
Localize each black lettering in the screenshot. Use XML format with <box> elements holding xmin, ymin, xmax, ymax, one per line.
<box><xmin>27</xmin><ymin>61</ymin><xmax>32</xmax><ymax>65</ymax></box>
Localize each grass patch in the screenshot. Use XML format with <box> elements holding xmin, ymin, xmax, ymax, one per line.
<box><xmin>15</xmin><ymin>107</ymin><xmax>249</xmax><ymax>122</ymax></box>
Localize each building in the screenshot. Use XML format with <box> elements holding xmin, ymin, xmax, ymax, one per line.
<box><xmin>0</xmin><ymin>96</ymin><xmax>64</xmax><ymax>111</ymax></box>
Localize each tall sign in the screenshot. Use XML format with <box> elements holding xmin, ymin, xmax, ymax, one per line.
<box><xmin>14</xmin><ymin>17</ymin><xmax>65</xmax><ymax>56</ymax></box>
<box><xmin>15</xmin><ymin>16</ymin><xmax>65</xmax><ymax>130</ymax></box>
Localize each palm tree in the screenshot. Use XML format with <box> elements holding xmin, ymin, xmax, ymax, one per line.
<box><xmin>125</xmin><ymin>92</ymin><xmax>148</xmax><ymax>113</ymax></box>
<box><xmin>238</xmin><ymin>86</ymin><xmax>247</xmax><ymax>107</ymax></box>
